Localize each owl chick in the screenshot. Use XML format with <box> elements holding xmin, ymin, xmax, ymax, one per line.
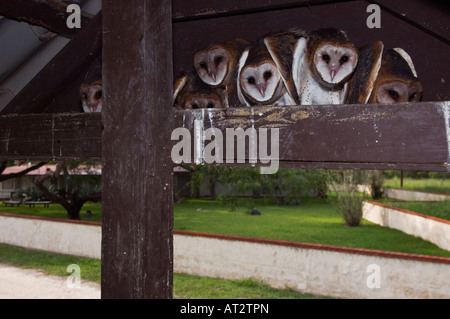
<box><xmin>368</xmin><ymin>48</ymin><xmax>422</xmax><ymax>104</ymax></box>
<box><xmin>80</xmin><ymin>80</ymin><xmax>102</xmax><ymax>113</ymax></box>
<box><xmin>237</xmin><ymin>35</ymin><xmax>290</xmax><ymax>106</ymax></box>
<box><xmin>345</xmin><ymin>43</ymin><xmax>422</xmax><ymax>104</ymax></box>
<box><xmin>293</xmin><ymin>28</ymin><xmax>359</xmax><ymax>105</ymax></box>
<box><xmin>173</xmin><ymin>72</ymin><xmax>224</xmax><ymax>109</ymax></box>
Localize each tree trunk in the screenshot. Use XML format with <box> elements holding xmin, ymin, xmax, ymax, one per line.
<box><xmin>210</xmin><ymin>179</ymin><xmax>216</xmax><ymax>201</ymax></box>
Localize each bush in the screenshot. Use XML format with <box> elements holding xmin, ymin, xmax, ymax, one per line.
<box><xmin>13</xmin><ymin>186</ymin><xmax>45</xmax><ymax>201</ymax></box>
<box><xmin>328</xmin><ymin>170</ymin><xmax>369</xmax><ymax>227</ymax></box>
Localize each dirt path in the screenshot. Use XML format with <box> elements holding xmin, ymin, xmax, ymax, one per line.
<box><xmin>0</xmin><ymin>263</ymin><xmax>100</xmax><ymax>299</ymax></box>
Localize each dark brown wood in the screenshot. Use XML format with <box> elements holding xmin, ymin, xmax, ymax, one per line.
<box><xmin>0</xmin><ymin>113</ymin><xmax>102</xmax><ymax>161</ymax></box>
<box><xmin>0</xmin><ymin>12</ymin><xmax>102</xmax><ymax>115</ymax></box>
<box><xmin>0</xmin><ymin>102</ymin><xmax>448</xmax><ymax>171</ymax></box>
<box><xmin>172</xmin><ymin>102</ymin><xmax>450</xmax><ymax>172</ymax></box>
<box><xmin>101</xmin><ymin>0</ymin><xmax>174</xmax><ymax>299</ymax></box>
<box><xmin>369</xmin><ymin>0</ymin><xmax>450</xmax><ymax>44</ymax></box>
<box><xmin>172</xmin><ymin>0</ymin><xmax>358</xmax><ymax>21</ymax></box>
<box><xmin>0</xmin><ymin>0</ymin><xmax>93</xmax><ymax>39</ymax></box>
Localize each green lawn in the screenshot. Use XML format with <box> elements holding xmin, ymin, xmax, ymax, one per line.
<box><xmin>0</xmin><ymin>202</ymin><xmax>102</xmax><ymax>223</ymax></box>
<box><xmin>384</xmin><ymin>177</ymin><xmax>450</xmax><ymax>194</ymax></box>
<box><xmin>1</xmin><ymin>195</ymin><xmax>449</xmax><ymax>299</ymax></box>
<box><xmin>1</xmin><ymin>197</ymin><xmax>449</xmax><ymax>257</ymax></box>
<box><xmin>380</xmin><ymin>200</ymin><xmax>450</xmax><ymax>221</ymax></box>
<box><xmin>174</xmin><ymin>198</ymin><xmax>450</xmax><ymax>258</ymax></box>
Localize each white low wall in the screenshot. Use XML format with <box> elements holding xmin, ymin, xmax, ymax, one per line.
<box><xmin>0</xmin><ymin>213</ymin><xmax>449</xmax><ymax>299</ymax></box>
<box><xmin>363</xmin><ymin>201</ymin><xmax>450</xmax><ymax>251</ymax></box>
<box><xmin>0</xmin><ymin>213</ymin><xmax>101</xmax><ymax>259</ymax></box>
<box><xmin>384</xmin><ymin>188</ymin><xmax>450</xmax><ymax>202</ymax></box>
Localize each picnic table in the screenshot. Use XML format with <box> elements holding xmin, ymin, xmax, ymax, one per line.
<box><xmin>3</xmin><ymin>200</ymin><xmax>21</xmax><ymax>207</ymax></box>
<box><xmin>24</xmin><ymin>201</ymin><xmax>52</xmax><ymax>208</ymax></box>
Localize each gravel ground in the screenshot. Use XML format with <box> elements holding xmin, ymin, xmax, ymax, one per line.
<box><xmin>0</xmin><ymin>263</ymin><xmax>100</xmax><ymax>299</ymax></box>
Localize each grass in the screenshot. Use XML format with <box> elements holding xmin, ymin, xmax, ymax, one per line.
<box><xmin>383</xmin><ymin>177</ymin><xmax>450</xmax><ymax>195</ymax></box>
<box><xmin>1</xmin><ymin>197</ymin><xmax>449</xmax><ymax>257</ymax></box>
<box><xmin>380</xmin><ymin>200</ymin><xmax>450</xmax><ymax>221</ymax></box>
<box><xmin>174</xmin><ymin>197</ymin><xmax>450</xmax><ymax>258</ymax></box>
<box><xmin>0</xmin><ymin>243</ymin><xmax>326</xmax><ymax>299</ymax></box>
<box><xmin>0</xmin><ymin>202</ymin><xmax>102</xmax><ymax>223</ymax></box>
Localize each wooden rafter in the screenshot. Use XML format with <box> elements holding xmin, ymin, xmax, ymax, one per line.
<box><xmin>0</xmin><ymin>0</ymin><xmax>93</xmax><ymax>39</ymax></box>
<box><xmin>0</xmin><ymin>12</ymin><xmax>102</xmax><ymax>115</ymax></box>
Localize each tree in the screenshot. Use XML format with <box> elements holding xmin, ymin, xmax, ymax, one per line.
<box><xmin>33</xmin><ymin>162</ymin><xmax>101</xmax><ymax>220</ymax></box>
<box><xmin>0</xmin><ymin>161</ymin><xmax>47</xmax><ymax>182</ymax></box>
<box><xmin>369</xmin><ymin>170</ymin><xmax>385</xmax><ymax>200</ymax></box>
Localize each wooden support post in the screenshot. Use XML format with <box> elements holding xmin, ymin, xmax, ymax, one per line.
<box><xmin>101</xmin><ymin>1</ymin><xmax>174</xmax><ymax>298</ymax></box>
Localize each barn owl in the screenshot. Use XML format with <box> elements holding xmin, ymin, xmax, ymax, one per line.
<box><xmin>80</xmin><ymin>80</ymin><xmax>102</xmax><ymax>113</ymax></box>
<box><xmin>368</xmin><ymin>48</ymin><xmax>422</xmax><ymax>104</ymax></box>
<box><xmin>173</xmin><ymin>72</ymin><xmax>224</xmax><ymax>109</ymax></box>
<box><xmin>264</xmin><ymin>26</ymin><xmax>309</xmax><ymax>105</ymax></box>
<box><xmin>194</xmin><ymin>38</ymin><xmax>251</xmax><ymax>107</ymax></box>
<box><xmin>345</xmin><ymin>42</ymin><xmax>422</xmax><ymax>104</ymax></box>
<box><xmin>293</xmin><ymin>28</ymin><xmax>359</xmax><ymax>105</ymax></box>
<box><xmin>237</xmin><ymin>36</ymin><xmax>292</xmax><ymax>106</ymax></box>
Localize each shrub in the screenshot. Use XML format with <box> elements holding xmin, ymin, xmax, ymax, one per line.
<box><xmin>328</xmin><ymin>170</ymin><xmax>369</xmax><ymax>227</ymax></box>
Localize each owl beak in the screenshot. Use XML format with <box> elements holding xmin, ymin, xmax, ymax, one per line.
<box><xmin>208</xmin><ymin>71</ymin><xmax>217</xmax><ymax>83</ymax></box>
<box><xmin>329</xmin><ymin>65</ymin><xmax>338</xmax><ymax>81</ymax></box>
<box><xmin>258</xmin><ymin>86</ymin><xmax>266</xmax><ymax>98</ymax></box>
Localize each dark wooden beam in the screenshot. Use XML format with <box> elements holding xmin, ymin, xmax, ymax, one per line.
<box><xmin>172</xmin><ymin>0</ymin><xmax>359</xmax><ymax>21</ymax></box>
<box><xmin>0</xmin><ymin>12</ymin><xmax>102</xmax><ymax>115</ymax></box>
<box><xmin>0</xmin><ymin>0</ymin><xmax>93</xmax><ymax>39</ymax></box>
<box><xmin>0</xmin><ymin>102</ymin><xmax>448</xmax><ymax>172</ymax></box>
<box><xmin>172</xmin><ymin>102</ymin><xmax>450</xmax><ymax>172</ymax></box>
<box><xmin>101</xmin><ymin>0</ymin><xmax>174</xmax><ymax>299</ymax></box>
<box><xmin>0</xmin><ymin>113</ymin><xmax>102</xmax><ymax>161</ymax></box>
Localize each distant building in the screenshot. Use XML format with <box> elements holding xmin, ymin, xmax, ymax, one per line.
<box><xmin>0</xmin><ymin>164</ymin><xmax>192</xmax><ymax>200</ymax></box>
<box><xmin>0</xmin><ymin>164</ymin><xmax>101</xmax><ymax>200</ymax></box>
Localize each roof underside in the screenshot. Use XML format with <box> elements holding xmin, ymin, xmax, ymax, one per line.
<box><xmin>0</xmin><ymin>0</ymin><xmax>448</xmax><ymax>116</ymax></box>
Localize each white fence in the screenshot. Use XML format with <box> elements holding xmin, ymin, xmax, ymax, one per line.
<box><xmin>384</xmin><ymin>188</ymin><xmax>450</xmax><ymax>202</ymax></box>
<box><xmin>0</xmin><ymin>212</ymin><xmax>449</xmax><ymax>299</ymax></box>
<box><xmin>363</xmin><ymin>201</ymin><xmax>450</xmax><ymax>251</ymax></box>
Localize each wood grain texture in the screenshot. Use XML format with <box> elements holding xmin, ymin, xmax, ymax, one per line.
<box><xmin>0</xmin><ymin>113</ymin><xmax>102</xmax><ymax>161</ymax></box>
<box><xmin>0</xmin><ymin>0</ymin><xmax>93</xmax><ymax>39</ymax></box>
<box><xmin>2</xmin><ymin>102</ymin><xmax>447</xmax><ymax>171</ymax></box>
<box><xmin>172</xmin><ymin>102</ymin><xmax>450</xmax><ymax>172</ymax></box>
<box><xmin>101</xmin><ymin>0</ymin><xmax>174</xmax><ymax>299</ymax></box>
<box><xmin>172</xmin><ymin>0</ymin><xmax>353</xmax><ymax>20</ymax></box>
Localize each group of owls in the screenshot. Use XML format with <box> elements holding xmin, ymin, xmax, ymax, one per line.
<box><xmin>173</xmin><ymin>26</ymin><xmax>423</xmax><ymax>110</ymax></box>
<box><xmin>80</xmin><ymin>26</ymin><xmax>423</xmax><ymax>113</ymax></box>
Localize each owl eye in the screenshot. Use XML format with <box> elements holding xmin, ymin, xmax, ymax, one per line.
<box><xmin>192</xmin><ymin>104</ymin><xmax>199</xmax><ymax>109</ymax></box>
<box><xmin>322</xmin><ymin>54</ymin><xmax>330</xmax><ymax>62</ymax></box>
<box><xmin>388</xmin><ymin>90</ymin><xmax>399</xmax><ymax>99</ymax></box>
<box><xmin>214</xmin><ymin>56</ymin><xmax>222</xmax><ymax>65</ymax></box>
<box><xmin>248</xmin><ymin>77</ymin><xmax>256</xmax><ymax>85</ymax></box>
<box><xmin>340</xmin><ymin>56</ymin><xmax>349</xmax><ymax>64</ymax></box>
<box><xmin>264</xmin><ymin>71</ymin><xmax>272</xmax><ymax>79</ymax></box>
<box><xmin>95</xmin><ymin>91</ymin><xmax>102</xmax><ymax>99</ymax></box>
<box><xmin>207</xmin><ymin>103</ymin><xmax>214</xmax><ymax>109</ymax></box>
<box><xmin>200</xmin><ymin>62</ymin><xmax>207</xmax><ymax>69</ymax></box>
